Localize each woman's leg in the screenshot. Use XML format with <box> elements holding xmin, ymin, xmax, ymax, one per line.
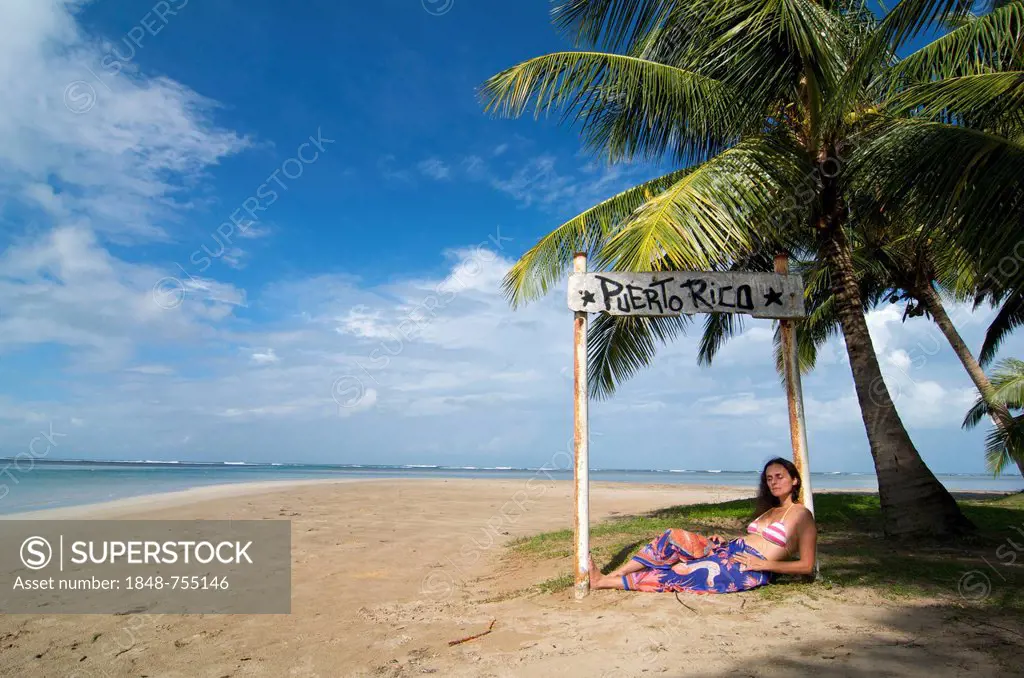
<box><xmin>590</xmin><ymin>555</ymin><xmax>643</xmax><ymax>581</ymax></box>
<box><xmin>588</xmin><ymin>556</ymin><xmax>627</xmax><ymax>590</ymax></box>
<box><xmin>587</xmin><ymin>527</ymin><xmax>711</xmax><ymax>592</ymax></box>
<box><xmin>628</xmin><ymin>528</ymin><xmax>711</xmax><ymax>569</ymax></box>
<box><xmin>592</xmin><ymin>531</ymin><xmax>684</xmax><ymax>580</ymax></box>
<box><xmin>608</xmin><ymin>559</ymin><xmax>647</xmax><ymax>577</ymax></box>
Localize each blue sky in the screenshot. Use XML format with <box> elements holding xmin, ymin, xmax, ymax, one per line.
<box><xmin>1</xmin><ymin>0</ymin><xmax>1021</xmax><ymax>475</ymax></box>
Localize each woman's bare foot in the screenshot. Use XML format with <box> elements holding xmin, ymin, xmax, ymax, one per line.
<box><xmin>588</xmin><ymin>554</ymin><xmax>629</xmax><ymax>590</ymax></box>
<box><xmin>588</xmin><ymin>555</ymin><xmax>603</xmax><ymax>588</ymax></box>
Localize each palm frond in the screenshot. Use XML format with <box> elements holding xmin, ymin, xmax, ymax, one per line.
<box><xmin>772</xmin><ymin>319</ymin><xmax>823</xmax><ymax>378</ymax></box>
<box><xmin>480</xmin><ymin>51</ymin><xmax>741</xmax><ymax>164</ymax></box>
<box><xmin>980</xmin><ymin>290</ymin><xmax>1024</xmax><ymax>366</ymax></box>
<box><xmin>989</xmin><ymin>357</ymin><xmax>1024</xmax><ymax>407</ymax></box>
<box><xmin>846</xmin><ymin>119</ymin><xmax>1024</xmax><ymax>268</ymax></box>
<box><xmin>778</xmin><ymin>0</ymin><xmax>855</xmax><ymax>85</ymax></box>
<box><xmin>587</xmin><ymin>312</ymin><xmax>691</xmax><ymax>399</ymax></box>
<box><xmin>887</xmin><ymin>2</ymin><xmax>1024</xmax><ymax>88</ymax></box>
<box><xmin>501</xmin><ymin>168</ymin><xmax>694</xmax><ymax>308</ymax></box>
<box><xmin>869</xmin><ymin>0</ymin><xmax>974</xmax><ymax>53</ymax></box>
<box><xmin>695</xmin><ymin>248</ymin><xmax>781</xmax><ymax>365</ymax></box>
<box><xmin>770</xmin><ymin>255</ymin><xmax>847</xmax><ymax>379</ymax></box>
<box><xmin>928</xmin><ymin>229</ymin><xmax>987</xmax><ymax>300</ymax></box>
<box><xmin>836</xmin><ymin>0</ymin><xmax>975</xmax><ymax>126</ymax></box>
<box><xmin>631</xmin><ymin>0</ymin><xmax>728</xmax><ymax>62</ymax></box>
<box><xmin>982</xmin><ymin>415</ymin><xmax>1024</xmax><ymax>475</ymax></box>
<box><xmin>698</xmin><ymin>312</ymin><xmax>745</xmax><ymax>367</ymax></box>
<box><xmin>597</xmin><ymin>134</ymin><xmax>812</xmax><ymax>272</ymax></box>
<box><xmin>962</xmin><ymin>395</ymin><xmax>990</xmax><ymax>429</ymax></box>
<box><xmin>963</xmin><ymin>357</ymin><xmax>1024</xmax><ymax>473</ymax></box>
<box><xmin>887</xmin><ymin>71</ymin><xmax>1024</xmax><ymax>131</ymax></box>
<box><xmin>552</xmin><ymin>0</ymin><xmax>677</xmax><ymax>52</ymax></box>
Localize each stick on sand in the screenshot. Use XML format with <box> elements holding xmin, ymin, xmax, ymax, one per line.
<box><xmin>448</xmin><ymin>620</ymin><xmax>496</xmax><ymax>647</ymax></box>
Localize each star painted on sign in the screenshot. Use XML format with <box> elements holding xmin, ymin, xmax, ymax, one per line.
<box><xmin>580</xmin><ymin>290</ymin><xmax>596</xmax><ymax>307</ymax></box>
<box><xmin>763</xmin><ymin>287</ymin><xmax>784</xmax><ymax>307</ymax></box>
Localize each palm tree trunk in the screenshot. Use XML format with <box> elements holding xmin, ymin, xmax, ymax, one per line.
<box><xmin>820</xmin><ymin>226</ymin><xmax>973</xmax><ymax>537</ymax></box>
<box><xmin>915</xmin><ymin>284</ymin><xmax>1024</xmax><ymax>477</ymax></box>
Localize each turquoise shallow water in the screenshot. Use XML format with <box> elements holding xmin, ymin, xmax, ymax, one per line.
<box><xmin>0</xmin><ymin>460</ymin><xmax>1020</xmax><ymax>515</ymax></box>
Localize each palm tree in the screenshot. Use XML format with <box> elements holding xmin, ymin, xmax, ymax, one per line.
<box><xmin>700</xmin><ymin>222</ymin><xmax>1024</xmax><ymax>478</ymax></box>
<box><xmin>902</xmin><ymin>253</ymin><xmax>1024</xmax><ymax>479</ymax></box>
<box><xmin>481</xmin><ymin>0</ymin><xmax>1024</xmax><ymax>536</ymax></box>
<box><xmin>962</xmin><ymin>358</ymin><xmax>1024</xmax><ymax>474</ymax></box>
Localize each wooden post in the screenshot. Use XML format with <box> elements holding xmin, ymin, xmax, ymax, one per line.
<box><xmin>572</xmin><ymin>252</ymin><xmax>590</xmax><ymax>600</ymax></box>
<box><xmin>774</xmin><ymin>253</ymin><xmax>815</xmax><ymax>517</ymax></box>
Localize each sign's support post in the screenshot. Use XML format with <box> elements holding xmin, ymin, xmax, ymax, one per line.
<box><xmin>774</xmin><ymin>253</ymin><xmax>814</xmax><ymax>515</ymax></box>
<box><xmin>774</xmin><ymin>253</ymin><xmax>818</xmax><ymax>579</ymax></box>
<box><xmin>572</xmin><ymin>252</ymin><xmax>590</xmax><ymax>600</ymax></box>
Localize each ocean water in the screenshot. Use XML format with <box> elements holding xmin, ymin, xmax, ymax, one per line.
<box><xmin>0</xmin><ymin>460</ymin><xmax>1020</xmax><ymax>515</ymax></box>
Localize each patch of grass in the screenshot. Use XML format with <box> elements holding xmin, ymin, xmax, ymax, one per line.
<box><xmin>511</xmin><ymin>492</ymin><xmax>1024</xmax><ymax>609</ymax></box>
<box><xmin>508</xmin><ymin>528</ymin><xmax>574</xmax><ymax>556</ymax></box>
<box><xmin>476</xmin><ymin>587</ymin><xmax>536</xmax><ymax>604</ymax></box>
<box><xmin>535</xmin><ymin>572</ymin><xmax>573</xmax><ymax>594</ymax></box>
<box><xmin>756</xmin><ymin>582</ymin><xmax>789</xmax><ymax>602</ymax></box>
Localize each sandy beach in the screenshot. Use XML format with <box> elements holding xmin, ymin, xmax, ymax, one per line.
<box><xmin>0</xmin><ymin>478</ymin><xmax>1020</xmax><ymax>677</ymax></box>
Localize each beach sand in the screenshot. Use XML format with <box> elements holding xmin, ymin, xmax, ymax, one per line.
<box><xmin>0</xmin><ymin>479</ymin><xmax>1019</xmax><ymax>677</ymax></box>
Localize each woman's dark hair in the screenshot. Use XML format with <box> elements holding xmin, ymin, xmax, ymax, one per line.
<box><xmin>752</xmin><ymin>457</ymin><xmax>801</xmax><ymax>519</ymax></box>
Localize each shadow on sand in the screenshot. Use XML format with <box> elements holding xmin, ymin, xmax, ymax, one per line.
<box><xmin>688</xmin><ymin>600</ymin><xmax>1024</xmax><ymax>677</ymax></box>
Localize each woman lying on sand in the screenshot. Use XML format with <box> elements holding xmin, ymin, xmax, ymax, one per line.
<box><xmin>588</xmin><ymin>457</ymin><xmax>817</xmax><ymax>594</ymax></box>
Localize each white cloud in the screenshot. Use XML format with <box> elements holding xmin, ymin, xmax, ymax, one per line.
<box><xmin>221</xmin><ymin>248</ymin><xmax>246</xmax><ymax>270</ymax></box>
<box><xmin>0</xmin><ymin>226</ymin><xmax>245</xmax><ymax>368</ymax></box>
<box><xmin>337</xmin><ymin>388</ymin><xmax>378</xmax><ymax>417</ymax></box>
<box><xmin>401</xmin><ymin>392</ymin><xmax>530</xmax><ymax>417</ymax></box>
<box><xmin>490</xmin><ymin>155</ymin><xmax>574</xmax><ymax>207</ymax></box>
<box><xmin>127</xmin><ymin>365</ymin><xmax>175</xmax><ymax>375</ymax></box>
<box><xmin>0</xmin><ymin>236</ymin><xmax>1018</xmax><ymax>473</ymax></box>
<box><xmin>708</xmin><ymin>323</ymin><xmax>775</xmax><ymax>365</ymax></box>
<box><xmin>219</xmin><ymin>403</ymin><xmax>306</xmax><ymax>418</ymax></box>
<box><xmin>878</xmin><ymin>356</ymin><xmax>980</xmax><ymax>429</ymax></box>
<box><xmin>179</xmin><ymin>276</ymin><xmax>246</xmax><ymax>308</ymax></box>
<box><xmin>378</xmin><ymin>154</ymin><xmax>413</xmax><ymax>183</ymax></box>
<box><xmin>237</xmin><ymin>224</ymin><xmax>273</xmax><ymax>239</ymax></box>
<box><xmin>894</xmin><ymin>380</ymin><xmax>977</xmax><ymax>427</ymax></box>
<box><xmin>462</xmin><ymin>155</ymin><xmax>487</xmax><ymax>180</ymax></box>
<box><xmin>0</xmin><ymin>1</ymin><xmax>255</xmax><ymax>373</ymax></box>
<box><xmin>336</xmin><ymin>306</ymin><xmax>395</xmax><ymax>340</ymax></box>
<box><xmin>0</xmin><ymin>0</ymin><xmax>250</xmax><ymax>243</ymax></box>
<box><xmin>486</xmin><ymin>154</ymin><xmax>658</xmax><ymax>214</ymax></box>
<box><xmin>417</xmin><ymin>158</ymin><xmax>451</xmax><ymax>180</ymax></box>
<box><xmin>250</xmin><ymin>348</ymin><xmax>280</xmax><ymax>365</ymax></box>
<box><xmin>601</xmin><ymin>400</ymin><xmax>669</xmax><ymax>414</ymax></box>
<box><xmin>699</xmin><ymin>393</ymin><xmax>790</xmax><ymax>429</ymax></box>
<box><xmin>865</xmin><ymin>304</ymin><xmax>905</xmax><ymax>356</ymax></box>
<box><xmin>889</xmin><ymin>348</ymin><xmax>912</xmax><ymax>374</ymax></box>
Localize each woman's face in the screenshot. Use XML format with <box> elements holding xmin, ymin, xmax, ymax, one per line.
<box><xmin>765</xmin><ymin>463</ymin><xmax>797</xmax><ymax>499</ymax></box>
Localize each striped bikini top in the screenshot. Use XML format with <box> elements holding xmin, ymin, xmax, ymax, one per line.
<box><xmin>747</xmin><ymin>504</ymin><xmax>795</xmax><ymax>548</ymax></box>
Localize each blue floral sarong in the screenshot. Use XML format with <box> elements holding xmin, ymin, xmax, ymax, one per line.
<box><xmin>622</xmin><ymin>528</ymin><xmax>771</xmax><ymax>594</ymax></box>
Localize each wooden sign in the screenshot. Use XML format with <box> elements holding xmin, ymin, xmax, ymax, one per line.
<box><xmin>567</xmin><ymin>271</ymin><xmax>805</xmax><ymax>319</ymax></box>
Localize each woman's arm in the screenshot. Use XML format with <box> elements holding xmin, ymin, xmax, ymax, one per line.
<box><xmin>736</xmin><ymin>511</ymin><xmax>817</xmax><ymax>575</ymax></box>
